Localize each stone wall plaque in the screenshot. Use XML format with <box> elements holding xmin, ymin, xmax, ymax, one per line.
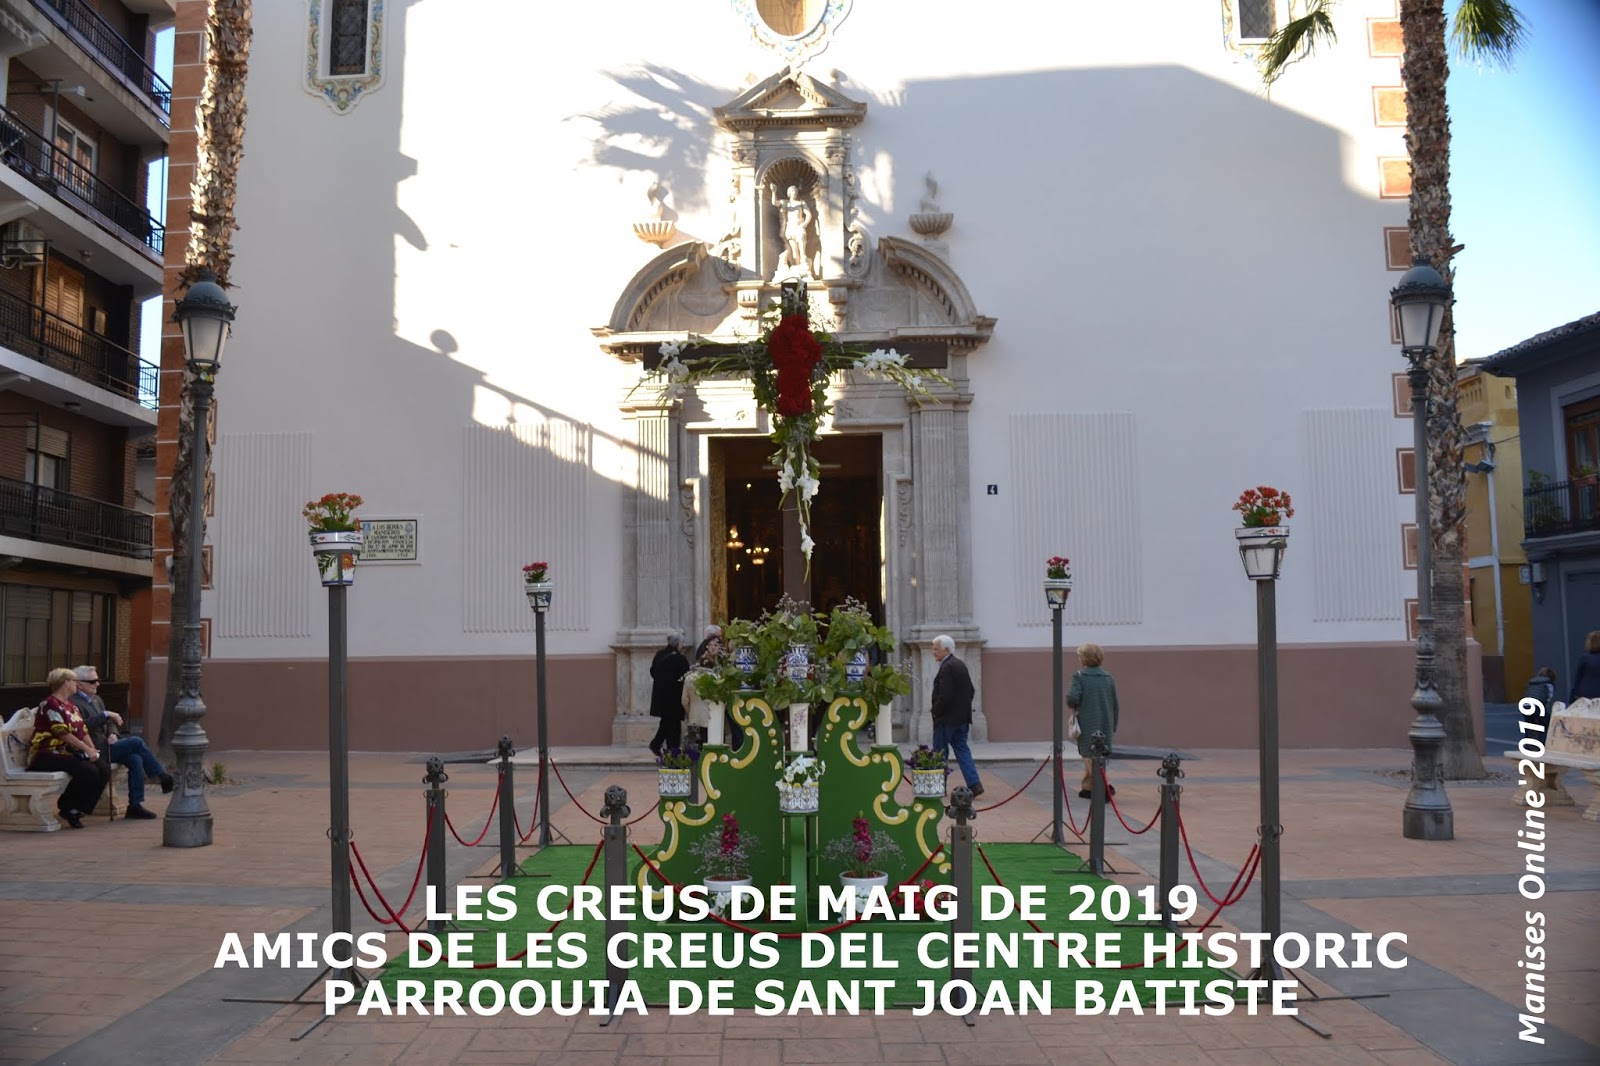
<box><xmin>358</xmin><ymin>518</ymin><xmax>420</xmax><ymax>563</ymax></box>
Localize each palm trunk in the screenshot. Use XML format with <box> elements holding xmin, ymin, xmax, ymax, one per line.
<box><xmin>1402</xmin><ymin>0</ymin><xmax>1485</xmax><ymax>778</ymax></box>
<box><xmin>154</xmin><ymin>0</ymin><xmax>252</xmax><ymax>759</ymax></box>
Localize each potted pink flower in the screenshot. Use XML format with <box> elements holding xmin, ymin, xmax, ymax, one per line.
<box><xmin>1044</xmin><ymin>555</ymin><xmax>1072</xmax><ymax>608</ymax></box>
<box><xmin>522</xmin><ymin>561</ymin><xmax>553</xmax><ymax>611</ymax></box>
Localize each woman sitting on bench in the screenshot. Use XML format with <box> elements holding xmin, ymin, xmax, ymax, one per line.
<box><xmin>26</xmin><ymin>667</ymin><xmax>108</xmax><ymax>829</ymax></box>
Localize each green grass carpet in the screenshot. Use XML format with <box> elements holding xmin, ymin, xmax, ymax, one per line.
<box><xmin>372</xmin><ymin>844</ymin><xmax>1235</xmax><ymax>1012</ymax></box>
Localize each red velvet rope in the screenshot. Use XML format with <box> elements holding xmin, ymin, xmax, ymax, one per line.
<box><xmin>515</xmin><ymin>763</ymin><xmax>543</xmax><ymax>843</ymax></box>
<box><xmin>444</xmin><ymin>776</ymin><xmax>501</xmax><ymax>847</ymax></box>
<box><xmin>349</xmin><ymin>816</ymin><xmax>435</xmax><ymax>934</ymax></box>
<box><xmin>630</xmin><ymin>842</ymin><xmax>947</xmax><ymax>940</ymax></box>
<box><xmin>1101</xmin><ymin>768</ymin><xmax>1161</xmax><ymax>834</ymax></box>
<box><xmin>973</xmin><ymin>840</ymin><xmax>1260</xmax><ymax>970</ymax></box>
<box><xmin>970</xmin><ymin>757</ymin><xmax>1050</xmax><ymax>812</ymax></box>
<box><xmin>1056</xmin><ymin>759</ymin><xmax>1088</xmax><ymax>837</ymax></box>
<box><xmin>548</xmin><ymin>760</ymin><xmax>677</xmax><ymax>828</ymax></box>
<box><xmin>469</xmin><ymin>838</ymin><xmax>606</xmax><ymax>969</ymax></box>
<box><xmin>347</xmin><ymin>816</ymin><xmax>432</xmax><ymax>930</ymax></box>
<box><xmin>1176</xmin><ymin>804</ymin><xmax>1261</xmax><ymax>907</ymax></box>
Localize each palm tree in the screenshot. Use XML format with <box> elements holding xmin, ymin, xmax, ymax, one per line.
<box><xmin>1261</xmin><ymin>0</ymin><xmax>1524</xmax><ymax>779</ymax></box>
<box><xmin>157</xmin><ymin>0</ymin><xmax>254</xmax><ymax>758</ymax></box>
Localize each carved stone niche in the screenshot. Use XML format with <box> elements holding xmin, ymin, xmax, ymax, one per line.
<box><xmin>592</xmin><ymin>68</ymin><xmax>1001</xmax><ymax>743</ymax></box>
<box><xmin>713</xmin><ymin>69</ymin><xmax>866</xmax><ymax>302</ymax></box>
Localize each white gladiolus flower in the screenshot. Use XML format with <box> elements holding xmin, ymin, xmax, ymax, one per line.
<box><xmin>800</xmin><ymin>531</ymin><xmax>814</xmax><ymax>557</ymax></box>
<box><xmin>777</xmin><ymin>467</ymin><xmax>795</xmax><ymax>492</ymax></box>
<box><xmin>798</xmin><ymin>471</ymin><xmax>820</xmax><ymax>501</ymax></box>
<box><xmin>660</xmin><ymin>339</ymin><xmax>683</xmax><ymax>359</ymax></box>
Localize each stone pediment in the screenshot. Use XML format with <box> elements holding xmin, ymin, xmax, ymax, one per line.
<box><xmin>714</xmin><ymin>69</ymin><xmax>866</xmax><ymax>132</ymax></box>
<box><xmin>592</xmin><ymin>236</ymin><xmax>994</xmax><ymax>361</ymax></box>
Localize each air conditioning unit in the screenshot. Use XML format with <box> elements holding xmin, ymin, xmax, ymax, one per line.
<box><xmin>0</xmin><ymin>220</ymin><xmax>46</xmax><ymax>268</ymax></box>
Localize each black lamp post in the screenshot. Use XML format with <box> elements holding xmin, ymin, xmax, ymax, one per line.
<box><xmin>525</xmin><ymin>574</ymin><xmax>554</xmax><ymax>847</ymax></box>
<box><xmin>1391</xmin><ymin>261</ymin><xmax>1454</xmax><ymax>841</ymax></box>
<box><xmin>1044</xmin><ymin>570</ymin><xmax>1072</xmax><ymax>846</ymax></box>
<box><xmin>163</xmin><ymin>269</ymin><xmax>234</xmax><ymax>849</ymax></box>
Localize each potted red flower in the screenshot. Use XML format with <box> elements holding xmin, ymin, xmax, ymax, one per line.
<box><xmin>1232</xmin><ymin>486</ymin><xmax>1294</xmax><ymax>580</ymax></box>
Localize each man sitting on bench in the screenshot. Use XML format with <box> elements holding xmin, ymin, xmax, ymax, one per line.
<box><xmin>73</xmin><ymin>665</ymin><xmax>172</xmax><ymax>821</ymax></box>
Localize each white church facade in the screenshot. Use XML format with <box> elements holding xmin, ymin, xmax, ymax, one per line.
<box><xmin>150</xmin><ymin>0</ymin><xmax>1477</xmax><ymax>752</ymax></box>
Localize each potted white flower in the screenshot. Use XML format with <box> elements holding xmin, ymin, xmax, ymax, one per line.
<box><xmin>776</xmin><ymin>753</ymin><xmax>825</xmax><ymax>813</ymax></box>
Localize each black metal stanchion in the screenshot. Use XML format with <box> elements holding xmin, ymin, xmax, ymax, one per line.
<box><xmin>425</xmin><ymin>756</ymin><xmax>448</xmax><ymax>933</ymax></box>
<box><xmin>947</xmin><ymin>785</ymin><xmax>976</xmax><ymax>1027</ymax></box>
<box><xmin>1050</xmin><ymin>606</ymin><xmax>1065</xmax><ymax>845</ymax></box>
<box><xmin>1088</xmin><ymin>731</ymin><xmax>1108</xmax><ymax>877</ymax></box>
<box><xmin>599</xmin><ymin>785</ymin><xmax>630</xmax><ymax>1027</ymax></box>
<box><xmin>1158</xmin><ymin>753</ymin><xmax>1183</xmax><ymax>932</ymax></box>
<box><xmin>496</xmin><ymin>736</ymin><xmax>516</xmax><ymax>878</ymax></box>
<box><xmin>1253</xmin><ymin>577</ymin><xmax>1284</xmax><ymax>983</ymax></box>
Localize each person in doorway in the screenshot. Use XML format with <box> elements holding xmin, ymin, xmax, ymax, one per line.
<box><xmin>73</xmin><ymin>665</ymin><xmax>172</xmax><ymax>820</ymax></box>
<box><xmin>27</xmin><ymin>667</ymin><xmax>107</xmax><ymax>829</ymax></box>
<box><xmin>930</xmin><ymin>634</ymin><xmax>982</xmax><ymax>799</ymax></box>
<box><xmin>1570</xmin><ymin>631</ymin><xmax>1600</xmax><ymax>703</ymax></box>
<box><xmin>648</xmin><ymin>633</ymin><xmax>691</xmax><ymax>757</ymax></box>
<box><xmin>1067</xmin><ymin>643</ymin><xmax>1120</xmax><ymax>799</ymax></box>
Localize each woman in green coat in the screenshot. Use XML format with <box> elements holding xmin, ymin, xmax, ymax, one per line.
<box><xmin>1066</xmin><ymin>643</ymin><xmax>1119</xmax><ymax>798</ymax></box>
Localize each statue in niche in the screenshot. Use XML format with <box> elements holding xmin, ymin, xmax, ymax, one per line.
<box><xmin>771</xmin><ymin>184</ymin><xmax>817</xmax><ymax>280</ymax></box>
<box><xmin>713</xmin><ymin>174</ymin><xmax>743</xmax><ymax>281</ymax></box>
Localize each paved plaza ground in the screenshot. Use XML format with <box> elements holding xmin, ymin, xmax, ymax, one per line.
<box><xmin>2</xmin><ymin>738</ymin><xmax>1597</xmax><ymax>1066</ymax></box>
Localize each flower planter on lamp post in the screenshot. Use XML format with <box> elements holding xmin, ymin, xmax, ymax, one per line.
<box><xmin>163</xmin><ymin>269</ymin><xmax>235</xmax><ymax>850</ymax></box>
<box><xmin>1232</xmin><ymin>486</ymin><xmax>1293</xmax><ymax>982</ymax></box>
<box><xmin>1044</xmin><ymin>556</ymin><xmax>1071</xmax><ymax>846</ymax></box>
<box><xmin>522</xmin><ymin>563</ymin><xmax>555</xmax><ymax>847</ymax></box>
<box><xmin>304</xmin><ymin>491</ymin><xmax>364</xmax><ymax>960</ymax></box>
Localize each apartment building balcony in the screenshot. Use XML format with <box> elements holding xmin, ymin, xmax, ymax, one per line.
<box><xmin>0</xmin><ymin>474</ymin><xmax>152</xmax><ymax>563</ymax></box>
<box><xmin>0</xmin><ymin>281</ymin><xmax>156</xmax><ymax>424</ymax></box>
<box><xmin>0</xmin><ymin>106</ymin><xmax>163</xmax><ymax>288</ymax></box>
<box><xmin>28</xmin><ymin>0</ymin><xmax>170</xmax><ymax>125</ymax></box>
<box><xmin>1525</xmin><ymin>477</ymin><xmax>1600</xmax><ymax>541</ymax></box>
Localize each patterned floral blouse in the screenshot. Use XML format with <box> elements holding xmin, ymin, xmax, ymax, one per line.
<box><xmin>27</xmin><ymin>695</ymin><xmax>90</xmax><ymax>765</ymax></box>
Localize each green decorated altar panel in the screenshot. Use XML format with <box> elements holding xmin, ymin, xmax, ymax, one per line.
<box><xmin>813</xmin><ymin>696</ymin><xmax>948</xmax><ymax>888</ymax></box>
<box><xmin>641</xmin><ymin>694</ymin><xmax>947</xmax><ymax>920</ymax></box>
<box><xmin>642</xmin><ymin>697</ymin><xmax>787</xmax><ymax>894</ymax></box>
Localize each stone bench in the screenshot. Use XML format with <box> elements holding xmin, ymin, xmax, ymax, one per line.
<box><xmin>1</xmin><ymin>707</ymin><xmax>67</xmax><ymax>831</ymax></box>
<box><xmin>1</xmin><ymin>706</ymin><xmax>130</xmax><ymax>830</ymax></box>
<box><xmin>1503</xmin><ymin>697</ymin><xmax>1600</xmax><ymax>823</ymax></box>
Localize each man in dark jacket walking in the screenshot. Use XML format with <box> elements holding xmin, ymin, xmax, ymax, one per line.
<box><xmin>930</xmin><ymin>634</ymin><xmax>982</xmax><ymax>798</ymax></box>
<box><xmin>648</xmin><ymin>633</ymin><xmax>690</xmax><ymax>756</ymax></box>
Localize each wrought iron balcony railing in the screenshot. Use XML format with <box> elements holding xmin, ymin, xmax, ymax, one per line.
<box><xmin>0</xmin><ymin>107</ymin><xmax>164</xmax><ymax>257</ymax></box>
<box><xmin>1524</xmin><ymin>477</ymin><xmax>1600</xmax><ymax>539</ymax></box>
<box><xmin>31</xmin><ymin>0</ymin><xmax>173</xmax><ymax>120</ymax></box>
<box><xmin>0</xmin><ymin>476</ymin><xmax>153</xmax><ymax>559</ymax></box>
<box><xmin>0</xmin><ymin>284</ymin><xmax>157</xmax><ymax>407</ymax></box>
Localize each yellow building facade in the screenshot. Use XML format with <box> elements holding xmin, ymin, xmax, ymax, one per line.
<box><xmin>1458</xmin><ymin>364</ymin><xmax>1533</xmax><ymax>701</ymax></box>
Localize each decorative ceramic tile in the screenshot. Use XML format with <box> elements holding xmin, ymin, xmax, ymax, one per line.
<box><xmin>305</xmin><ymin>0</ymin><xmax>385</xmax><ymax>114</ymax></box>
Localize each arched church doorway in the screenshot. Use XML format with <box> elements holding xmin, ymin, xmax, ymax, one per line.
<box><xmin>711</xmin><ymin>434</ymin><xmax>883</xmax><ymax>625</ymax></box>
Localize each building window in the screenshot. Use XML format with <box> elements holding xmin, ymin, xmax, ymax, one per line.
<box><xmin>51</xmin><ymin>117</ymin><xmax>96</xmax><ymax>196</ymax></box>
<box><xmin>329</xmin><ymin>0</ymin><xmax>369</xmax><ymax>76</ymax></box>
<box><xmin>1237</xmin><ymin>0</ymin><xmax>1277</xmax><ymax>41</ymax></box>
<box><xmin>1</xmin><ymin>585</ymin><xmax>112</xmax><ymax>685</ymax></box>
<box><xmin>1566</xmin><ymin>396</ymin><xmax>1600</xmax><ymax>477</ymax></box>
<box><xmin>24</xmin><ymin>426</ymin><xmax>69</xmax><ymax>492</ymax></box>
<box><xmin>307</xmin><ymin>0</ymin><xmax>385</xmax><ymax>113</ymax></box>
